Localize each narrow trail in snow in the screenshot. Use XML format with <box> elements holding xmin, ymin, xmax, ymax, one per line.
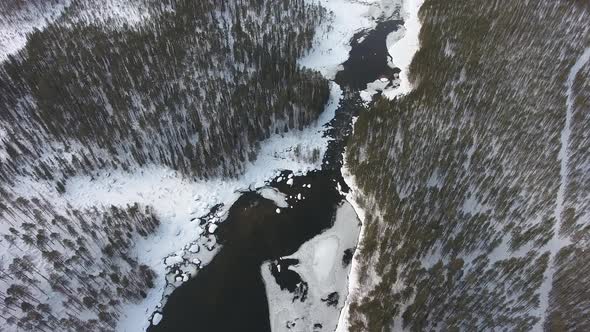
<box><xmin>536</xmin><ymin>47</ymin><xmax>590</xmax><ymax>331</ymax></box>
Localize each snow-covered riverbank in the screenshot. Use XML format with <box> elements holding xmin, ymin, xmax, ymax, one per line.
<box><xmin>383</xmin><ymin>0</ymin><xmax>424</xmax><ymax>98</ymax></box>
<box><xmin>335</xmin><ymin>0</ymin><xmax>425</xmax><ymax>330</ymax></box>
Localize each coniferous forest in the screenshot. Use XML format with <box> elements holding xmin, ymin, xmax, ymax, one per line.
<box><xmin>2</xmin><ymin>0</ymin><xmax>590</xmax><ymax>331</ymax></box>
<box><xmin>345</xmin><ymin>1</ymin><xmax>590</xmax><ymax>331</ymax></box>
<box><xmin>1</xmin><ymin>0</ymin><xmax>329</xmax><ymax>182</ymax></box>
<box><xmin>0</xmin><ymin>0</ymin><xmax>329</xmax><ymax>330</ymax></box>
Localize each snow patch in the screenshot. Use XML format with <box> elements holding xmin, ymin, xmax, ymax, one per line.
<box><xmin>335</xmin><ymin>162</ymin><xmax>371</xmax><ymax>332</ymax></box>
<box><xmin>70</xmin><ymin>0</ymin><xmax>153</xmax><ymax>28</ymax></box>
<box><xmin>361</xmin><ymin>77</ymin><xmax>395</xmax><ymax>102</ymax></box>
<box><xmin>164</xmin><ymin>254</ymin><xmax>184</xmax><ymax>266</ymax></box>
<box><xmin>313</xmin><ymin>236</ymin><xmax>340</xmax><ymax>283</ymax></box>
<box><xmin>208</xmin><ymin>224</ymin><xmax>218</xmax><ymax>233</ymax></box>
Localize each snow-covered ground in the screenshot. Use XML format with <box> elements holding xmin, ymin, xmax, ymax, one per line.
<box><xmin>335</xmin><ymin>0</ymin><xmax>425</xmax><ymax>330</ymax></box>
<box><xmin>335</xmin><ymin>162</ymin><xmax>371</xmax><ymax>332</ymax></box>
<box><xmin>66</xmin><ymin>0</ymin><xmax>154</xmax><ymax>29</ymax></box>
<box><xmin>262</xmin><ymin>202</ymin><xmax>361</xmax><ymax>332</ymax></box>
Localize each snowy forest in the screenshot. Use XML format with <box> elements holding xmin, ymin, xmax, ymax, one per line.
<box><xmin>345</xmin><ymin>0</ymin><xmax>590</xmax><ymax>331</ymax></box>
<box><xmin>2</xmin><ymin>0</ymin><xmax>590</xmax><ymax>331</ymax></box>
<box><xmin>0</xmin><ymin>0</ymin><xmax>329</xmax><ymax>330</ymax></box>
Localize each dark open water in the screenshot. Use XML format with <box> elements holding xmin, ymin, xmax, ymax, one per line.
<box><xmin>147</xmin><ymin>18</ymin><xmax>401</xmax><ymax>332</ymax></box>
<box><xmin>335</xmin><ymin>20</ymin><xmax>403</xmax><ymax>91</ymax></box>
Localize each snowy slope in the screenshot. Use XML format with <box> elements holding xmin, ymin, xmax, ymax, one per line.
<box><xmin>344</xmin><ymin>0</ymin><xmax>590</xmax><ymax>330</ymax></box>
<box><xmin>0</xmin><ymin>0</ymin><xmax>331</xmax><ymax>330</ymax></box>
<box><xmin>382</xmin><ymin>0</ymin><xmax>423</xmax><ymax>98</ymax></box>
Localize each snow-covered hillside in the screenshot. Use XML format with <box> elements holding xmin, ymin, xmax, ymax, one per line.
<box><xmin>0</xmin><ymin>0</ymin><xmax>404</xmax><ymax>329</ymax></box>
<box><xmin>0</xmin><ymin>0</ymin><xmax>329</xmax><ymax>182</ymax></box>
<box><xmin>345</xmin><ymin>0</ymin><xmax>590</xmax><ymax>331</ymax></box>
<box><xmin>4</xmin><ymin>0</ymin><xmax>585</xmax><ymax>331</ymax></box>
<box><xmin>0</xmin><ymin>0</ymin><xmax>332</xmax><ymax>330</ymax></box>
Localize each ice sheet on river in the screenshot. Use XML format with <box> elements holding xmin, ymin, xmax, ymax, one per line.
<box><xmin>262</xmin><ymin>202</ymin><xmax>361</xmax><ymax>332</ymax></box>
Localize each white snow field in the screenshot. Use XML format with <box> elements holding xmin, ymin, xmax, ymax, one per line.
<box><xmin>258</xmin><ymin>187</ymin><xmax>290</xmax><ymax>208</ymax></box>
<box><xmin>68</xmin><ymin>0</ymin><xmax>153</xmax><ymax>29</ymax></box>
<box><xmin>262</xmin><ymin>202</ymin><xmax>361</xmax><ymax>332</ymax></box>
<box><xmin>336</xmin><ymin>160</ymin><xmax>384</xmax><ymax>332</ymax></box>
